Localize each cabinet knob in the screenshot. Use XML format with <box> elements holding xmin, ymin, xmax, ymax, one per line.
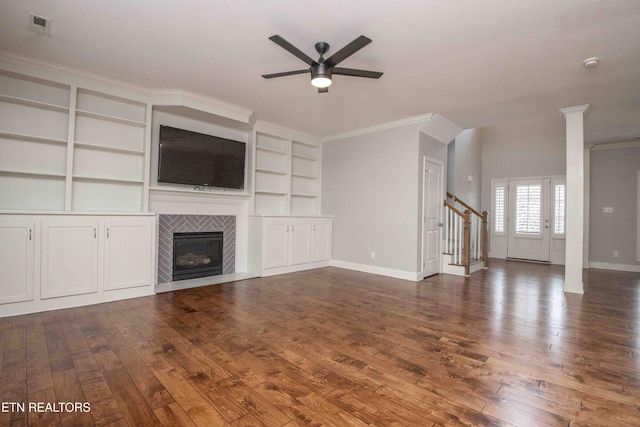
<box><xmin>291</xmin><ymin>225</ymin><xmax>295</xmax><ymax>232</ymax></box>
<box><xmin>29</xmin><ymin>228</ymin><xmax>32</xmax><ymax>241</ymax></box>
<box><xmin>107</xmin><ymin>228</ymin><xmax>110</xmax><ymax>238</ymax></box>
<box><xmin>313</xmin><ymin>225</ymin><xmax>316</xmax><ymax>231</ymax></box>
<box><xmin>286</xmin><ymin>225</ymin><xmax>289</xmax><ymax>232</ymax></box>
<box><xmin>94</xmin><ymin>228</ymin><xmax>97</xmax><ymax>238</ymax></box>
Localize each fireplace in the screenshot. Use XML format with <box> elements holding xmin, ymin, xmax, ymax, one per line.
<box><xmin>172</xmin><ymin>231</ymin><xmax>223</xmax><ymax>281</ymax></box>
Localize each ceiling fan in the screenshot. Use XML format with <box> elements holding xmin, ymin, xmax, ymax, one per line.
<box><xmin>262</xmin><ymin>35</ymin><xmax>383</xmax><ymax>93</ymax></box>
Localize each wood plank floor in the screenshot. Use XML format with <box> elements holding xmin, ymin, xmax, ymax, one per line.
<box><xmin>1</xmin><ymin>260</ymin><xmax>639</xmax><ymax>426</ymax></box>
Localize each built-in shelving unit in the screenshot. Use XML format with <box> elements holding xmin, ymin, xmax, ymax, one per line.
<box><xmin>0</xmin><ymin>69</ymin><xmax>150</xmax><ymax>213</ymax></box>
<box><xmin>0</xmin><ymin>69</ymin><xmax>71</xmax><ymax>211</ymax></box>
<box><xmin>253</xmin><ymin>129</ymin><xmax>320</xmax><ymax>215</ymax></box>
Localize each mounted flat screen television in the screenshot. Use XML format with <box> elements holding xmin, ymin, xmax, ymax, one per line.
<box><xmin>158</xmin><ymin>125</ymin><xmax>246</xmax><ymax>189</ymax></box>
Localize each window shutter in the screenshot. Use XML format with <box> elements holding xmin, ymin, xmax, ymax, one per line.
<box><xmin>554</xmin><ymin>184</ymin><xmax>566</xmax><ymax>235</ymax></box>
<box><xmin>515</xmin><ymin>184</ymin><xmax>541</xmax><ymax>235</ymax></box>
<box><xmin>494</xmin><ymin>186</ymin><xmax>505</xmax><ymax>234</ymax></box>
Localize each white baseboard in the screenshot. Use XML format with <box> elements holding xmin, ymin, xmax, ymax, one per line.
<box><xmin>589</xmin><ymin>261</ymin><xmax>640</xmax><ymax>273</ymax></box>
<box><xmin>329</xmin><ymin>259</ymin><xmax>421</xmax><ymax>281</ymax></box>
<box><xmin>156</xmin><ymin>272</ymin><xmax>257</xmax><ymax>293</ymax></box>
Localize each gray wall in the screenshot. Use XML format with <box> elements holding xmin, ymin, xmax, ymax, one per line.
<box><xmin>322</xmin><ymin>123</ymin><xmax>424</xmax><ymax>273</ymax></box>
<box><xmin>589</xmin><ymin>147</ymin><xmax>640</xmax><ymax>265</ymax></box>
<box><xmin>480</xmin><ymin>113</ymin><xmax>566</xmax><ymax>213</ymax></box>
<box><xmin>452</xmin><ymin>128</ymin><xmax>482</xmax><ymax>208</ymax></box>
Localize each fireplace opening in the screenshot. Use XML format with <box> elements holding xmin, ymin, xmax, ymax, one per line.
<box><xmin>173</xmin><ymin>231</ymin><xmax>223</xmax><ymax>281</ymax></box>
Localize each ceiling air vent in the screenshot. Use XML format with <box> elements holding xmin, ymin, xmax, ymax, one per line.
<box><xmin>28</xmin><ymin>13</ymin><xmax>51</xmax><ymax>35</ymax></box>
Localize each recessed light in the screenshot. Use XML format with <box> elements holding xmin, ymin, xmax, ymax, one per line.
<box><xmin>582</xmin><ymin>57</ymin><xmax>599</xmax><ymax>68</ymax></box>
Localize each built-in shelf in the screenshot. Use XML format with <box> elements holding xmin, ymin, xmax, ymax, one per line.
<box><xmin>73</xmin><ymin>175</ymin><xmax>144</xmax><ymax>184</ymax></box>
<box><xmin>0</xmin><ymin>169</ymin><xmax>66</xmax><ymax>179</ymax></box>
<box><xmin>0</xmin><ymin>130</ymin><xmax>68</xmax><ymax>145</ymax></box>
<box><xmin>255</xmin><ymin>190</ymin><xmax>287</xmax><ymax>196</ymax></box>
<box><xmin>76</xmin><ymin>109</ymin><xmax>146</xmax><ymax>127</ymax></box>
<box><xmin>256</xmin><ymin>168</ymin><xmax>288</xmax><ymax>176</ymax></box>
<box><xmin>291</xmin><ymin>172</ymin><xmax>317</xmax><ymax>179</ymax></box>
<box><xmin>256</xmin><ymin>145</ymin><xmax>288</xmax><ymax>155</ymax></box>
<box><xmin>149</xmin><ymin>186</ymin><xmax>251</xmax><ymax>198</ymax></box>
<box><xmin>0</xmin><ymin>93</ymin><xmax>69</xmax><ymax>112</ymax></box>
<box><xmin>74</xmin><ymin>141</ymin><xmax>145</xmax><ymax>155</ymax></box>
<box><xmin>292</xmin><ymin>153</ymin><xmax>318</xmax><ymax>161</ymax></box>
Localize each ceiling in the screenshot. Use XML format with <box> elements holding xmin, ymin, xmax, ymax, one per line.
<box><xmin>1</xmin><ymin>0</ymin><xmax>639</xmax><ymax>143</ymax></box>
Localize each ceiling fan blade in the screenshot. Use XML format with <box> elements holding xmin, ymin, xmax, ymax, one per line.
<box><xmin>262</xmin><ymin>69</ymin><xmax>309</xmax><ymax>79</ymax></box>
<box><xmin>325</xmin><ymin>36</ymin><xmax>372</xmax><ymax>67</ymax></box>
<box><xmin>268</xmin><ymin>35</ymin><xmax>316</xmax><ymax>66</ymax></box>
<box><xmin>318</xmin><ymin>87</ymin><xmax>329</xmax><ymax>94</ymax></box>
<box><xmin>333</xmin><ymin>67</ymin><xmax>383</xmax><ymax>79</ymax></box>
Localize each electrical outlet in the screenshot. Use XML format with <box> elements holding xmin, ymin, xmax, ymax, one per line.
<box><xmin>603</xmin><ymin>207</ymin><xmax>614</xmax><ymax>213</ymax></box>
<box><xmin>370</xmin><ymin>251</ymin><xmax>376</xmax><ymax>259</ymax></box>
<box><xmin>613</xmin><ymin>251</ymin><xmax>619</xmax><ymax>258</ymax></box>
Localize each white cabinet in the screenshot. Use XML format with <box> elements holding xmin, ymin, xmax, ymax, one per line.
<box><xmin>104</xmin><ymin>219</ymin><xmax>153</xmax><ymax>291</ymax></box>
<box><xmin>0</xmin><ymin>221</ymin><xmax>34</xmax><ymax>304</ymax></box>
<box><xmin>263</xmin><ymin>218</ymin><xmax>290</xmax><ymax>269</ymax></box>
<box><xmin>249</xmin><ymin>216</ymin><xmax>332</xmax><ymax>277</ymax></box>
<box><xmin>0</xmin><ymin>214</ymin><xmax>156</xmax><ymax>317</ymax></box>
<box><xmin>311</xmin><ymin>218</ymin><xmax>332</xmax><ymax>262</ymax></box>
<box><xmin>41</xmin><ymin>220</ymin><xmax>99</xmax><ymax>299</ymax></box>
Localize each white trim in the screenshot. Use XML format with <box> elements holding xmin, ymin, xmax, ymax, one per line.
<box><xmin>151</xmin><ymin>89</ymin><xmax>254</xmax><ymax>126</ymax></box>
<box><xmin>254</xmin><ymin>120</ymin><xmax>320</xmax><ymax>146</ymax></box>
<box><xmin>329</xmin><ymin>259</ymin><xmax>421</xmax><ymax>281</ymax></box>
<box><xmin>0</xmin><ymin>285</ymin><xmax>154</xmax><ymax>318</ymax></box>
<box><xmin>560</xmin><ymin>104</ymin><xmax>590</xmax><ymax>117</ymax></box>
<box><xmin>155</xmin><ymin>272</ymin><xmax>257</xmax><ymax>293</ymax></box>
<box><xmin>321</xmin><ymin>113</ymin><xmax>435</xmax><ymax>143</ymax></box>
<box><xmin>637</xmin><ymin>170</ymin><xmax>640</xmax><ymax>262</ymax></box>
<box><xmin>590</xmin><ymin>262</ymin><xmax>640</xmax><ymax>273</ymax></box>
<box><xmin>591</xmin><ymin>140</ymin><xmax>640</xmax><ymax>151</ymax></box>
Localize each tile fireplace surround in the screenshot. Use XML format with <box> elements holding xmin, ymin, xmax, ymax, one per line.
<box><xmin>158</xmin><ymin>215</ymin><xmax>236</xmax><ymax>284</ymax></box>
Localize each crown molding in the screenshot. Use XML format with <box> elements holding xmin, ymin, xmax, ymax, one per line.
<box><xmin>254</xmin><ymin>120</ymin><xmax>320</xmax><ymax>145</ymax></box>
<box><xmin>591</xmin><ymin>140</ymin><xmax>640</xmax><ymax>151</ymax></box>
<box><xmin>0</xmin><ymin>49</ymin><xmax>151</xmax><ymax>97</ymax></box>
<box><xmin>560</xmin><ymin>104</ymin><xmax>591</xmax><ymax>117</ymax></box>
<box><xmin>151</xmin><ymin>89</ymin><xmax>254</xmax><ymax>125</ymax></box>
<box><xmin>321</xmin><ymin>113</ymin><xmax>436</xmax><ymax>143</ymax></box>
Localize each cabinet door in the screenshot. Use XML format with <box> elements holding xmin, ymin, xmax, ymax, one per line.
<box><xmin>0</xmin><ymin>222</ymin><xmax>34</xmax><ymax>304</ymax></box>
<box><xmin>311</xmin><ymin>219</ymin><xmax>332</xmax><ymax>262</ymax></box>
<box><xmin>289</xmin><ymin>218</ymin><xmax>311</xmax><ymax>266</ymax></box>
<box><xmin>41</xmin><ymin>220</ymin><xmax>99</xmax><ymax>299</ymax></box>
<box><xmin>263</xmin><ymin>219</ymin><xmax>289</xmax><ymax>269</ymax></box>
<box><xmin>104</xmin><ymin>219</ymin><xmax>153</xmax><ymax>291</ymax></box>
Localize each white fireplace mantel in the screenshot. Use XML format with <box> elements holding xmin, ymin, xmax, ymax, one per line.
<box><xmin>149</xmin><ymin>187</ymin><xmax>251</xmax><ymax>291</ymax></box>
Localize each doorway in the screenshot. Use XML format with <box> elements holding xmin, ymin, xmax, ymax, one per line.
<box><xmin>492</xmin><ymin>177</ymin><xmax>566</xmax><ymax>264</ymax></box>
<box><xmin>422</xmin><ymin>157</ymin><xmax>443</xmax><ymax>278</ymax></box>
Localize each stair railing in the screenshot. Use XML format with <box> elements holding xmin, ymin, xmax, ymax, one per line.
<box><xmin>443</xmin><ymin>194</ymin><xmax>489</xmax><ymax>275</ymax></box>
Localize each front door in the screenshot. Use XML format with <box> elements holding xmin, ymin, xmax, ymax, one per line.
<box><xmin>423</xmin><ymin>158</ymin><xmax>442</xmax><ymax>277</ymax></box>
<box><xmin>507</xmin><ymin>179</ymin><xmax>551</xmax><ymax>262</ymax></box>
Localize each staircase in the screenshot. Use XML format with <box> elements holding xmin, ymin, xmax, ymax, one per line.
<box><xmin>442</xmin><ymin>193</ymin><xmax>488</xmax><ymax>276</ymax></box>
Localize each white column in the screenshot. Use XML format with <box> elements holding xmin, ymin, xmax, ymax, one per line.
<box><xmin>560</xmin><ymin>104</ymin><xmax>590</xmax><ymax>294</ymax></box>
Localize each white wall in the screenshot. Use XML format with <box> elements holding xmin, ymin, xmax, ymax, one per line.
<box><xmin>589</xmin><ymin>146</ymin><xmax>640</xmax><ymax>266</ymax></box>
<box><xmin>481</xmin><ymin>113</ymin><xmax>566</xmax><ymax>214</ymax></box>
<box><xmin>322</xmin><ymin>123</ymin><xmax>423</xmax><ymax>275</ymax></box>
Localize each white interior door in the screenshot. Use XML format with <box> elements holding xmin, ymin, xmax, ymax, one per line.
<box><xmin>507</xmin><ymin>179</ymin><xmax>551</xmax><ymax>261</ymax></box>
<box><xmin>423</xmin><ymin>158</ymin><xmax>442</xmax><ymax>277</ymax></box>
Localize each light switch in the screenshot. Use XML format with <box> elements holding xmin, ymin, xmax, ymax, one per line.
<box><xmin>603</xmin><ymin>207</ymin><xmax>613</xmax><ymax>213</ymax></box>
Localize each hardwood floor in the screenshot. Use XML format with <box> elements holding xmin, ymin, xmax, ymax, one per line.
<box><xmin>1</xmin><ymin>260</ymin><xmax>639</xmax><ymax>426</ymax></box>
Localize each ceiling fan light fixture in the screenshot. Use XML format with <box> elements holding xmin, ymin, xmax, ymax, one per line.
<box><xmin>311</xmin><ymin>62</ymin><xmax>332</xmax><ymax>88</ymax></box>
<box><xmin>311</xmin><ymin>76</ymin><xmax>332</xmax><ymax>88</ymax></box>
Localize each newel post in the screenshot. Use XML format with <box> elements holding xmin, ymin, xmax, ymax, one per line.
<box><xmin>463</xmin><ymin>210</ymin><xmax>471</xmax><ymax>276</ymax></box>
<box><xmin>482</xmin><ymin>211</ymin><xmax>489</xmax><ymax>268</ymax></box>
